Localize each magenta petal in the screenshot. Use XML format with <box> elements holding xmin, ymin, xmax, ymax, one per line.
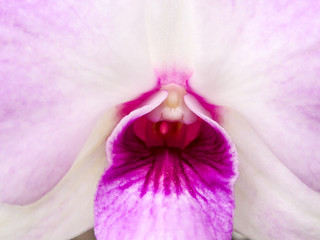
<box><xmin>94</xmin><ymin>93</ymin><xmax>237</xmax><ymax>240</ymax></box>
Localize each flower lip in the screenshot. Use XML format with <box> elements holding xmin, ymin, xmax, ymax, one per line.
<box><xmin>94</xmin><ymin>88</ymin><xmax>238</xmax><ymax>240</ymax></box>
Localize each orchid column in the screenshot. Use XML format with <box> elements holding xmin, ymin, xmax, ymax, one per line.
<box><xmin>1</xmin><ymin>1</ymin><xmax>320</xmax><ymax>240</ymax></box>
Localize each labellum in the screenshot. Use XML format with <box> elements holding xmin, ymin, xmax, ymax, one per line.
<box><xmin>94</xmin><ymin>79</ymin><xmax>238</xmax><ymax>240</ymax></box>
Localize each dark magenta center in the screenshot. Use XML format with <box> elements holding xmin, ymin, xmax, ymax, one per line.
<box><xmin>133</xmin><ymin>116</ymin><xmax>202</xmax><ymax>149</ymax></box>
<box><xmin>103</xmin><ymin>116</ymin><xmax>234</xmax><ymax>198</ymax></box>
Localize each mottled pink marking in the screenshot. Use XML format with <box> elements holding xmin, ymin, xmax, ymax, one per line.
<box><xmin>105</xmin><ymin>120</ymin><xmax>235</xmax><ymax>196</ymax></box>
<box><xmin>94</xmin><ymin>88</ymin><xmax>237</xmax><ymax>240</ymax></box>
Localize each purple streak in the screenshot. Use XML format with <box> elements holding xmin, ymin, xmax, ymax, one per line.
<box><xmin>94</xmin><ymin>91</ymin><xmax>237</xmax><ymax>240</ymax></box>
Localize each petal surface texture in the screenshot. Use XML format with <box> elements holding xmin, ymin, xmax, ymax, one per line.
<box><xmin>224</xmin><ymin>111</ymin><xmax>320</xmax><ymax>240</ymax></box>
<box><xmin>94</xmin><ymin>92</ymin><xmax>238</xmax><ymax>240</ymax></box>
<box><xmin>184</xmin><ymin>1</ymin><xmax>320</xmax><ymax>239</ymax></box>
<box><xmin>0</xmin><ymin>109</ymin><xmax>119</xmax><ymax>240</ymax></box>
<box><xmin>189</xmin><ymin>0</ymin><xmax>320</xmax><ymax>192</ymax></box>
<box><xmin>0</xmin><ymin>0</ymin><xmax>154</xmax><ymax>205</ymax></box>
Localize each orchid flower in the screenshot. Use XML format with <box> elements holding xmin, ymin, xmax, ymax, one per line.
<box><xmin>1</xmin><ymin>1</ymin><xmax>320</xmax><ymax>240</ymax></box>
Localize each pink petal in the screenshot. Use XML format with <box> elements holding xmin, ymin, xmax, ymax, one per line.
<box><xmin>0</xmin><ymin>0</ymin><xmax>154</xmax><ymax>205</ymax></box>
<box><xmin>94</xmin><ymin>92</ymin><xmax>237</xmax><ymax>240</ymax></box>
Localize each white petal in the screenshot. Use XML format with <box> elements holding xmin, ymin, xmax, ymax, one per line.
<box><xmin>0</xmin><ymin>108</ymin><xmax>119</xmax><ymax>240</ymax></box>
<box><xmin>145</xmin><ymin>0</ymin><xmax>194</xmax><ymax>72</ymax></box>
<box><xmin>187</xmin><ymin>0</ymin><xmax>320</xmax><ymax>191</ymax></box>
<box><xmin>223</xmin><ymin>110</ymin><xmax>320</xmax><ymax>240</ymax></box>
<box><xmin>0</xmin><ymin>0</ymin><xmax>154</xmax><ymax>204</ymax></box>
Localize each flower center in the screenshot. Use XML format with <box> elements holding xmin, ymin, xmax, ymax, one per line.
<box><xmin>135</xmin><ymin>83</ymin><xmax>201</xmax><ymax>149</ymax></box>
<box><xmin>133</xmin><ymin>118</ymin><xmax>201</xmax><ymax>149</ymax></box>
<box><xmin>146</xmin><ymin>83</ymin><xmax>198</xmax><ymax>124</ymax></box>
<box><xmin>94</xmin><ymin>86</ymin><xmax>238</xmax><ymax>240</ymax></box>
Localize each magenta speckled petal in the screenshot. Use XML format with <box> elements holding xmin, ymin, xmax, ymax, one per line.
<box><xmin>0</xmin><ymin>0</ymin><xmax>154</xmax><ymax>205</ymax></box>
<box><xmin>94</xmin><ymin>94</ymin><xmax>237</xmax><ymax>240</ymax></box>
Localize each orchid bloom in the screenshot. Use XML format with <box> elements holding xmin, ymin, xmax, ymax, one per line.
<box><xmin>1</xmin><ymin>1</ymin><xmax>320</xmax><ymax>240</ymax></box>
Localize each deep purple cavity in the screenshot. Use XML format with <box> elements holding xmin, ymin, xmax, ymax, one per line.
<box><xmin>94</xmin><ymin>89</ymin><xmax>238</xmax><ymax>240</ymax></box>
